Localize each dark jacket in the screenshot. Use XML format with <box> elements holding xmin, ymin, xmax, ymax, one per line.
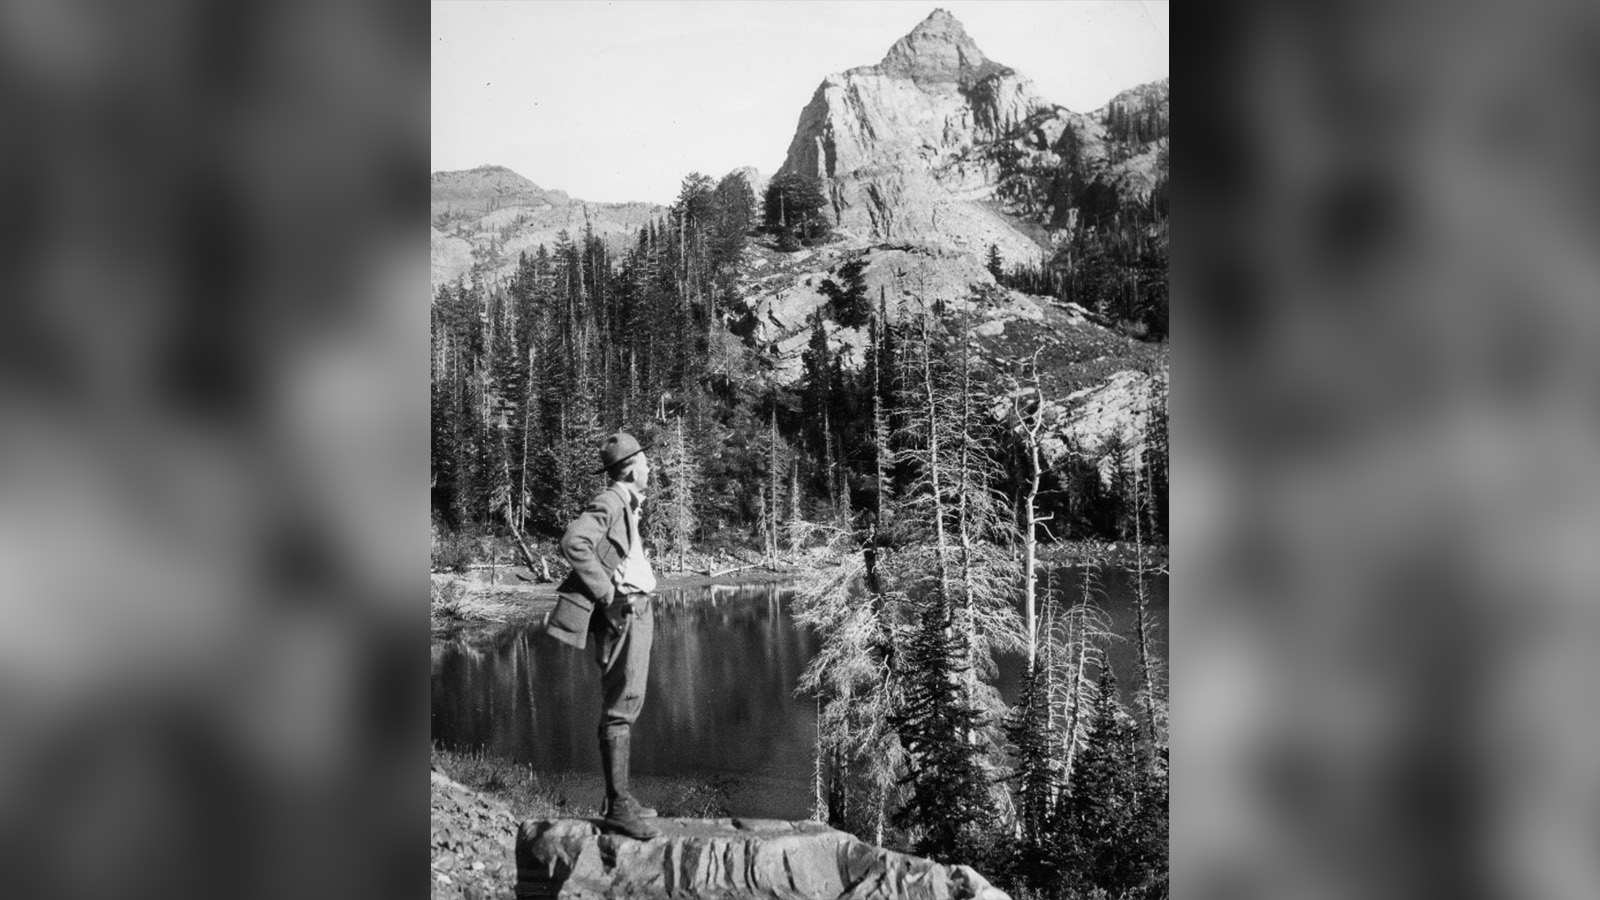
<box><xmin>545</xmin><ymin>483</ymin><xmax>633</xmax><ymax>649</ymax></box>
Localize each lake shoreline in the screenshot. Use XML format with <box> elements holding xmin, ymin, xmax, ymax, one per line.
<box><xmin>430</xmin><ymin>560</ymin><xmax>802</xmax><ymax>637</ymax></box>
<box><xmin>429</xmin><ymin>539</ymin><xmax>1167</xmax><ymax>637</ymax></box>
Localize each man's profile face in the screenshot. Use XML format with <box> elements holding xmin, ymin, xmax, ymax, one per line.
<box><xmin>634</xmin><ymin>454</ymin><xmax>651</xmax><ymax>491</ymax></box>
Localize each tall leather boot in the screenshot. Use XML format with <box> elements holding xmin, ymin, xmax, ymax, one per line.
<box><xmin>599</xmin><ymin>732</ymin><xmax>659</xmax><ymax>840</ymax></box>
<box><xmin>597</xmin><ymin>732</ymin><xmax>658</xmax><ymax>819</ymax></box>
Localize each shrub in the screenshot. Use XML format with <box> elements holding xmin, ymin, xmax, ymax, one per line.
<box><xmin>431</xmin><ymin>528</ymin><xmax>476</xmax><ymax>572</ymax></box>
<box><xmin>430</xmin><ymin>578</ymin><xmax>467</xmax><ymax>617</ymax></box>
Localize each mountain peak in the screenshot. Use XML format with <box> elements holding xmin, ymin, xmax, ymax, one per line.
<box><xmin>913</xmin><ymin>8</ymin><xmax>963</xmax><ymax>34</ymax></box>
<box><xmin>877</xmin><ymin>9</ymin><xmax>1004</xmax><ymax>87</ymax></box>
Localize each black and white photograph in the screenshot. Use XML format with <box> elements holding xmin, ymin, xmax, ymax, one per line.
<box><xmin>430</xmin><ymin>4</ymin><xmax>1169</xmax><ymax>898</ymax></box>
<box><xmin>13</xmin><ymin>2</ymin><xmax>1600</xmax><ymax>899</ymax></box>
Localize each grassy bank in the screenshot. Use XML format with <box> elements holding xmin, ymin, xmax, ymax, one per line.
<box><xmin>431</xmin><ymin>745</ymin><xmax>736</xmax><ymax>821</ymax></box>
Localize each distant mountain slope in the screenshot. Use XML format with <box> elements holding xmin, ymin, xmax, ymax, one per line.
<box><xmin>430</xmin><ymin>165</ymin><xmax>665</xmax><ymax>290</ymax></box>
<box><xmin>430</xmin><ymin>165</ymin><xmax>564</xmax><ymax>218</ymax></box>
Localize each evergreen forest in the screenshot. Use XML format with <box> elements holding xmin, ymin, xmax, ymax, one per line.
<box><xmin>431</xmin><ymin>170</ymin><xmax>1167</xmax><ymax>559</ymax></box>
<box><xmin>431</xmin><ymin>168</ymin><xmax>1168</xmax><ymax>898</ymax></box>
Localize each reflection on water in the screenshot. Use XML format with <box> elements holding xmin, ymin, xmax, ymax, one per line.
<box><xmin>430</xmin><ymin>568</ymin><xmax>1167</xmax><ymax>820</ymax></box>
<box><xmin>996</xmin><ymin>565</ymin><xmax>1170</xmax><ymax>706</ymax></box>
<box><xmin>430</xmin><ymin>583</ymin><xmax>821</xmax><ymax>818</ymax></box>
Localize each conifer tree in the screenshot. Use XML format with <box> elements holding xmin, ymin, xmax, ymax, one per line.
<box><xmin>430</xmin><ymin>285</ymin><xmax>466</xmax><ymax>529</ymax></box>
<box><xmin>867</xmin><ymin>304</ymin><xmax>892</xmax><ymax>532</ymax></box>
<box><xmin>1053</xmin><ymin>668</ymin><xmax>1164</xmax><ymax>899</ymax></box>
<box><xmin>763</xmin><ymin>172</ymin><xmax>831</xmax><ymax>242</ymax></box>
<box><xmin>764</xmin><ymin>406</ymin><xmax>782</xmax><ymax>562</ymax></box>
<box><xmin>674</xmin><ymin>173</ymin><xmax>718</xmax><ymax>347</ymax></box>
<box><xmin>861</xmin><ymin>302</ymin><xmax>1021</xmax><ymax>864</ymax></box>
<box><xmin>890</xmin><ymin>581</ymin><xmax>993</xmax><ymax>861</ymax></box>
<box><xmin>1004</xmin><ymin>650</ymin><xmax>1058</xmax><ymax>890</ymax></box>
<box><xmin>654</xmin><ymin>415</ymin><xmax>700</xmax><ymax>571</ymax></box>
<box><xmin>820</xmin><ymin>257</ymin><xmax>871</xmax><ymax>327</ymax></box>
<box><xmin>788</xmin><ymin>459</ymin><xmax>804</xmax><ymax>552</ymax></box>
<box><xmin>800</xmin><ymin>312</ymin><xmax>834</xmax><ymax>465</ymax></box>
<box><xmin>710</xmin><ymin>171</ymin><xmax>754</xmax><ymax>275</ymax></box>
<box><xmin>1143</xmin><ymin>372</ymin><xmax>1169</xmax><ymax>543</ymax></box>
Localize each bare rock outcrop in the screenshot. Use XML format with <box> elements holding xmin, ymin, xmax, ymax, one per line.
<box><xmin>739</xmin><ymin>241</ymin><xmax>1045</xmax><ymax>382</ymax></box>
<box><xmin>777</xmin><ymin>10</ymin><xmax>1168</xmax><ymax>270</ymax></box>
<box><xmin>516</xmin><ymin>817</ymin><xmax>1010</xmax><ymax>900</ymax></box>
<box><xmin>779</xmin><ymin>10</ymin><xmax>1051</xmax><ymax>266</ymax></box>
<box><xmin>995</xmin><ymin>367</ymin><xmax>1168</xmax><ymax>486</ymax></box>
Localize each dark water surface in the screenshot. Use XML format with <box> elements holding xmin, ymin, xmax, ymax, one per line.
<box><xmin>430</xmin><ymin>568</ymin><xmax>1167</xmax><ymax>820</ymax></box>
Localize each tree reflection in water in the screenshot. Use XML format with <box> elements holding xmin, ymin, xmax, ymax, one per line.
<box><xmin>430</xmin><ymin>584</ymin><xmax>821</xmax><ymax>818</ymax></box>
<box><xmin>430</xmin><ymin>569</ymin><xmax>1164</xmax><ymax>820</ymax></box>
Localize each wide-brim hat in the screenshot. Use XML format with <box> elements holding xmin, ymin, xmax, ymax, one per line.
<box><xmin>592</xmin><ymin>432</ymin><xmax>646</xmax><ymax>474</ymax></box>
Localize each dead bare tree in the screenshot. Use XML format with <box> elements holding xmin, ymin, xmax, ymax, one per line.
<box><xmin>1129</xmin><ymin>436</ymin><xmax>1168</xmax><ymax>758</ymax></box>
<box><xmin>1011</xmin><ymin>350</ymin><xmax>1052</xmax><ymax>672</ymax></box>
<box><xmin>1049</xmin><ymin>561</ymin><xmax>1118</xmax><ymax>785</ymax></box>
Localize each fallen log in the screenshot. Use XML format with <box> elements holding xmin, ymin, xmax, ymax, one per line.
<box><xmin>501</xmin><ymin>514</ymin><xmax>546</xmax><ymax>580</ymax></box>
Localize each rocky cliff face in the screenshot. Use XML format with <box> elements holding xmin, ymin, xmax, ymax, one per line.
<box><xmin>777</xmin><ymin>9</ymin><xmax>1167</xmax><ymax>267</ymax></box>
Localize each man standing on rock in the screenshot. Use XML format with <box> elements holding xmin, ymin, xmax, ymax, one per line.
<box><xmin>545</xmin><ymin>432</ymin><xmax>661</xmax><ymax>840</ymax></box>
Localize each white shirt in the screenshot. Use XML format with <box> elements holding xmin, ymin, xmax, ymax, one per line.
<box><xmin>613</xmin><ymin>482</ymin><xmax>657</xmax><ymax>595</ymax></box>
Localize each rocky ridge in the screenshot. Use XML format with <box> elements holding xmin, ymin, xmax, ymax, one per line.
<box><xmin>430</xmin><ymin>165</ymin><xmax>665</xmax><ymax>291</ymax></box>
<box><xmin>431</xmin><ymin>165</ymin><xmax>567</xmax><ymax>219</ymax></box>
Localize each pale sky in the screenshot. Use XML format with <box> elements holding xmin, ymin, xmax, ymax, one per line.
<box><xmin>432</xmin><ymin>1</ymin><xmax>1169</xmax><ymax>204</ymax></box>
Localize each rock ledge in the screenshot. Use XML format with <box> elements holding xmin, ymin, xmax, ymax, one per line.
<box><xmin>516</xmin><ymin>817</ymin><xmax>1010</xmax><ymax>900</ymax></box>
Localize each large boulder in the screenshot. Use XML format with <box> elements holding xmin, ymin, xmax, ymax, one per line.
<box><xmin>515</xmin><ymin>817</ymin><xmax>1010</xmax><ymax>900</ymax></box>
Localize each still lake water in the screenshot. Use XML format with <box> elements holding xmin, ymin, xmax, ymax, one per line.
<box><xmin>430</xmin><ymin>567</ymin><xmax>1167</xmax><ymax>820</ymax></box>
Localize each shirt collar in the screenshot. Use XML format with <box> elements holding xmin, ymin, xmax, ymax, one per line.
<box><xmin>614</xmin><ymin>480</ymin><xmax>645</xmax><ymax>510</ymax></box>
